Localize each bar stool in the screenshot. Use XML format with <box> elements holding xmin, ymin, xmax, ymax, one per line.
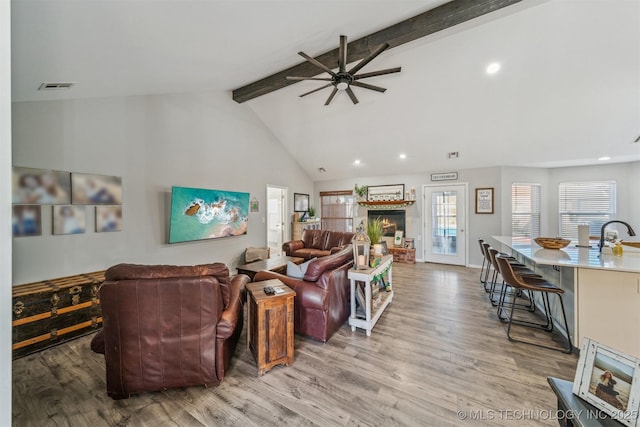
<box><xmin>480</xmin><ymin>241</ymin><xmax>519</xmax><ymax>293</ymax></box>
<box><xmin>486</xmin><ymin>247</ymin><xmax>539</xmax><ymax>308</ymax></box>
<box><xmin>478</xmin><ymin>239</ymin><xmax>488</xmax><ymax>286</ymax></box>
<box><xmin>495</xmin><ymin>254</ymin><xmax>572</xmax><ymax>354</ymax></box>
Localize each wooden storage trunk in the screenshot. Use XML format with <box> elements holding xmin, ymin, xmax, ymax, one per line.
<box><xmin>12</xmin><ymin>271</ymin><xmax>105</xmax><ymax>359</ymax></box>
<box><xmin>389</xmin><ymin>247</ymin><xmax>416</xmax><ymax>264</ymax></box>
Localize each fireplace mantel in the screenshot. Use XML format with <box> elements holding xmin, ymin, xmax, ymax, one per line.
<box><xmin>357</xmin><ymin>200</ymin><xmax>415</xmax><ymax>210</ymax></box>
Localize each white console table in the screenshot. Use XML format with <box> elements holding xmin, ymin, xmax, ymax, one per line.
<box><xmin>348</xmin><ymin>255</ymin><xmax>393</xmax><ymax>336</ymax></box>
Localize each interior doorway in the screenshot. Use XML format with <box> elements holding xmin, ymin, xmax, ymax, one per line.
<box><xmin>422</xmin><ymin>183</ymin><xmax>468</xmax><ymax>266</ymax></box>
<box><xmin>266</xmin><ymin>185</ymin><xmax>287</xmax><ymax>257</ymax></box>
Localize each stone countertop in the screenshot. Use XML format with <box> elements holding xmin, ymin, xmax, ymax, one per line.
<box><xmin>491</xmin><ymin>236</ymin><xmax>640</xmax><ymax>274</ymax></box>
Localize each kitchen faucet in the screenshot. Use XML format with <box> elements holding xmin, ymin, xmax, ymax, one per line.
<box><xmin>599</xmin><ymin>220</ymin><xmax>636</xmax><ymax>252</ymax></box>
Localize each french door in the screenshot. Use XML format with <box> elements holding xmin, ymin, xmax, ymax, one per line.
<box><xmin>422</xmin><ymin>184</ymin><xmax>468</xmax><ymax>266</ymax></box>
<box><xmin>266</xmin><ymin>185</ymin><xmax>287</xmax><ymax>257</ymax></box>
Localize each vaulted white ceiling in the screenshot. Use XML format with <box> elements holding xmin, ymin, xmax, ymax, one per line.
<box><xmin>11</xmin><ymin>0</ymin><xmax>640</xmax><ymax>181</ymax></box>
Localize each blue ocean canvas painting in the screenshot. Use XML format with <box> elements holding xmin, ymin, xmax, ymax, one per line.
<box><xmin>169</xmin><ymin>186</ymin><xmax>249</xmax><ymax>243</ymax></box>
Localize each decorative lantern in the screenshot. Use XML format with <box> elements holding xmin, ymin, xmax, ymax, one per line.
<box><xmin>352</xmin><ymin>221</ymin><xmax>371</xmax><ymax>270</ymax></box>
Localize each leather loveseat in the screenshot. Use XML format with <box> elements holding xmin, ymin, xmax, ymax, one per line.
<box><xmin>254</xmin><ymin>245</ymin><xmax>353</xmax><ymax>342</ymax></box>
<box><xmin>283</xmin><ymin>229</ymin><xmax>355</xmax><ymax>260</ymax></box>
<box><xmin>90</xmin><ymin>263</ymin><xmax>249</xmax><ymax>399</ymax></box>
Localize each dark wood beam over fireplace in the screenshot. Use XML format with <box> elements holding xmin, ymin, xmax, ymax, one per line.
<box><xmin>232</xmin><ymin>0</ymin><xmax>523</xmax><ymax>103</ymax></box>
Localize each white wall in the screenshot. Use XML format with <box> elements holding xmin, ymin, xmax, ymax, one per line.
<box><xmin>12</xmin><ymin>92</ymin><xmax>313</xmax><ymax>284</ymax></box>
<box><xmin>1</xmin><ymin>0</ymin><xmax>13</xmax><ymax>422</ymax></box>
<box><xmin>630</xmin><ymin>162</ymin><xmax>640</xmax><ymax>226</ymax></box>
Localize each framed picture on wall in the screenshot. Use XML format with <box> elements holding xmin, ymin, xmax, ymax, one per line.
<box><xmin>367</xmin><ymin>184</ymin><xmax>404</xmax><ymax>201</ymax></box>
<box><xmin>53</xmin><ymin>205</ymin><xmax>86</xmax><ymax>235</ymax></box>
<box><xmin>294</xmin><ymin>193</ymin><xmax>309</xmax><ymax>212</ymax></box>
<box><xmin>71</xmin><ymin>173</ymin><xmax>122</xmax><ymax>205</ymax></box>
<box><xmin>12</xmin><ymin>205</ymin><xmax>42</xmax><ymax>237</ymax></box>
<box><xmin>96</xmin><ymin>206</ymin><xmax>122</xmax><ymax>232</ymax></box>
<box><xmin>475</xmin><ymin>187</ymin><xmax>494</xmax><ymax>214</ymax></box>
<box><xmin>12</xmin><ymin>167</ymin><xmax>71</xmax><ymax>205</ymax></box>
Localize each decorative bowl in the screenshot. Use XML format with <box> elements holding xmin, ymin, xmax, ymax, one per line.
<box><xmin>534</xmin><ymin>237</ymin><xmax>571</xmax><ymax>250</ymax></box>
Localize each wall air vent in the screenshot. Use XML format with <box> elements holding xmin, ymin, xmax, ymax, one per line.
<box><xmin>38</xmin><ymin>82</ymin><xmax>75</xmax><ymax>90</ymax></box>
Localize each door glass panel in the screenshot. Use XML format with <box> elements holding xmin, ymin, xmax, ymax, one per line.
<box><xmin>431</xmin><ymin>191</ymin><xmax>457</xmax><ymax>255</ymax></box>
<box><xmin>267</xmin><ymin>187</ymin><xmax>285</xmax><ymax>256</ymax></box>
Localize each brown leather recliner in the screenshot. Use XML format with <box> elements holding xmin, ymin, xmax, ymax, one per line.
<box><xmin>90</xmin><ymin>263</ymin><xmax>249</xmax><ymax>399</ymax></box>
<box><xmin>254</xmin><ymin>245</ymin><xmax>353</xmax><ymax>342</ymax></box>
<box><xmin>283</xmin><ymin>229</ymin><xmax>355</xmax><ymax>260</ymax></box>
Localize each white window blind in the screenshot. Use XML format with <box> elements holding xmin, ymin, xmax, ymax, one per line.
<box><xmin>511</xmin><ymin>184</ymin><xmax>541</xmax><ymax>238</ymax></box>
<box><xmin>558</xmin><ymin>181</ymin><xmax>616</xmax><ymax>239</ymax></box>
<box><xmin>320</xmin><ymin>191</ymin><xmax>354</xmax><ymax>232</ymax></box>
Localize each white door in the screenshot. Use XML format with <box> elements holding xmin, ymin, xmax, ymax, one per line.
<box><xmin>422</xmin><ymin>184</ymin><xmax>468</xmax><ymax>266</ymax></box>
<box><xmin>266</xmin><ymin>186</ymin><xmax>287</xmax><ymax>257</ymax></box>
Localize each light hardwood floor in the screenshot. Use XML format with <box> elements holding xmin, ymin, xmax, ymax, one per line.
<box><xmin>12</xmin><ymin>262</ymin><xmax>578</xmax><ymax>426</ymax></box>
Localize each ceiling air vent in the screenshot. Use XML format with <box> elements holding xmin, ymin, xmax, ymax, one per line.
<box><xmin>38</xmin><ymin>82</ymin><xmax>75</xmax><ymax>90</ymax></box>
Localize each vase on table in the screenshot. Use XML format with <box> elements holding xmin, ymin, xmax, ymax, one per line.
<box><xmin>373</xmin><ymin>243</ymin><xmax>383</xmax><ymax>256</ymax></box>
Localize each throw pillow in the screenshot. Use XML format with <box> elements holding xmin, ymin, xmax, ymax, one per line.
<box><xmin>287</xmin><ymin>258</ymin><xmax>315</xmax><ymax>279</ymax></box>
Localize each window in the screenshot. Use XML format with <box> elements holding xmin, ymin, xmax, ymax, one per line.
<box><xmin>320</xmin><ymin>191</ymin><xmax>354</xmax><ymax>232</ymax></box>
<box><xmin>558</xmin><ymin>181</ymin><xmax>616</xmax><ymax>239</ymax></box>
<box><xmin>511</xmin><ymin>183</ymin><xmax>541</xmax><ymax>238</ymax></box>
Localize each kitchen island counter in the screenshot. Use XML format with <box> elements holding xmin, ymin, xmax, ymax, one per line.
<box><xmin>491</xmin><ymin>236</ymin><xmax>640</xmax><ymax>273</ymax></box>
<box><xmin>491</xmin><ymin>236</ymin><xmax>640</xmax><ymax>357</ymax></box>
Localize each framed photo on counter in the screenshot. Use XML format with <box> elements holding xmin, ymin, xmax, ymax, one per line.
<box><xmin>573</xmin><ymin>338</ymin><xmax>640</xmax><ymax>426</ymax></box>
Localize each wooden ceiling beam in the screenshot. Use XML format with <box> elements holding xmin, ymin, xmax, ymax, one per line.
<box><xmin>232</xmin><ymin>0</ymin><xmax>522</xmax><ymax>103</ymax></box>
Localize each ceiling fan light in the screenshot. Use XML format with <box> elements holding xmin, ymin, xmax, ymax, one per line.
<box><xmin>336</xmin><ymin>81</ymin><xmax>349</xmax><ymax>90</ymax></box>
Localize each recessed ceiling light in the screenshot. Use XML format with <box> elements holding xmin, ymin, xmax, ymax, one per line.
<box><xmin>318</xmin><ymin>167</ymin><xmax>326</xmax><ymax>173</ymax></box>
<box><xmin>399</xmin><ymin>153</ymin><xmax>407</xmax><ymax>159</ymax></box>
<box><xmin>353</xmin><ymin>160</ymin><xmax>361</xmax><ymax>166</ymax></box>
<box><xmin>598</xmin><ymin>156</ymin><xmax>611</xmax><ymax>161</ymax></box>
<box><xmin>486</xmin><ymin>62</ymin><xmax>501</xmax><ymax>75</ymax></box>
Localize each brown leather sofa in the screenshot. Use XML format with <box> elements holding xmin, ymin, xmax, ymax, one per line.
<box><xmin>90</xmin><ymin>263</ymin><xmax>249</xmax><ymax>399</ymax></box>
<box><xmin>283</xmin><ymin>229</ymin><xmax>355</xmax><ymax>260</ymax></box>
<box><xmin>254</xmin><ymin>245</ymin><xmax>353</xmax><ymax>342</ymax></box>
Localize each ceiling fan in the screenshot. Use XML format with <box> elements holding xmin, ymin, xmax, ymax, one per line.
<box><xmin>286</xmin><ymin>35</ymin><xmax>401</xmax><ymax>106</ymax></box>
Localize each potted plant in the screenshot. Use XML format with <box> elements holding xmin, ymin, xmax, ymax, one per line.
<box><xmin>354</xmin><ymin>184</ymin><xmax>368</xmax><ymax>200</ymax></box>
<box><xmin>308</xmin><ymin>206</ymin><xmax>315</xmax><ymax>219</ymax></box>
<box><xmin>367</xmin><ymin>217</ymin><xmax>384</xmax><ymax>256</ymax></box>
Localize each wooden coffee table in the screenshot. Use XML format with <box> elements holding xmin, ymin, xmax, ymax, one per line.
<box><xmin>236</xmin><ymin>255</ymin><xmax>304</xmax><ymax>280</ymax></box>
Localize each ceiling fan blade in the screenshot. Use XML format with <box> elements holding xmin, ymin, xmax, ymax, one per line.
<box><xmin>347</xmin><ymin>42</ymin><xmax>390</xmax><ymax>75</ymax></box>
<box><xmin>353</xmin><ymin>67</ymin><xmax>402</xmax><ymax>80</ymax></box>
<box><xmin>339</xmin><ymin>35</ymin><xmax>347</xmax><ymax>73</ymax></box>
<box><xmin>345</xmin><ymin>87</ymin><xmax>359</xmax><ymax>104</ymax></box>
<box><xmin>325</xmin><ymin>87</ymin><xmax>339</xmax><ymax>106</ymax></box>
<box><xmin>351</xmin><ymin>81</ymin><xmax>387</xmax><ymax>93</ymax></box>
<box><xmin>298</xmin><ymin>52</ymin><xmax>337</xmax><ymax>76</ymax></box>
<box><xmin>299</xmin><ymin>83</ymin><xmax>332</xmax><ymax>98</ymax></box>
<box><xmin>287</xmin><ymin>76</ymin><xmax>333</xmax><ymax>81</ymax></box>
